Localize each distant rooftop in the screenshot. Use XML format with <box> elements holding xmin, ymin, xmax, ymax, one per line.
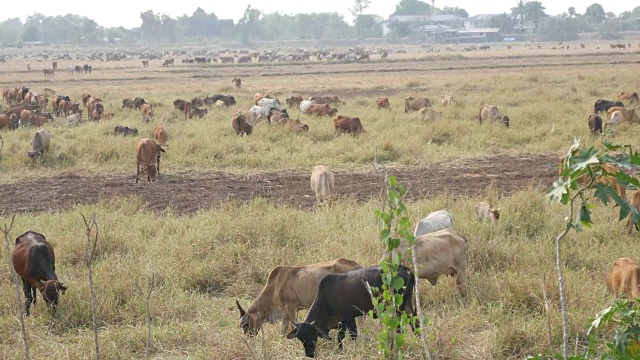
<box><xmin>388</xmin><ymin>14</ymin><xmax>464</xmax><ymax>23</ymax></box>
<box><xmin>468</xmin><ymin>14</ymin><xmax>499</xmax><ymax>21</ymax></box>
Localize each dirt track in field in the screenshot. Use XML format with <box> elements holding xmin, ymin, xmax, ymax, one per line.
<box><xmin>0</xmin><ymin>153</ymin><xmax>557</xmax><ymax>215</ymax></box>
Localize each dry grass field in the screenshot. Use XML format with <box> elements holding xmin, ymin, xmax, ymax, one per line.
<box><xmin>0</xmin><ymin>41</ymin><xmax>640</xmax><ymax>359</ymax></box>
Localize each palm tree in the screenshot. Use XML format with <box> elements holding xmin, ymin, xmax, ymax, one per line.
<box><xmin>511</xmin><ymin>0</ymin><xmax>526</xmax><ymax>31</ymax></box>
<box><xmin>431</xmin><ymin>0</ymin><xmax>435</xmax><ymax>16</ymax></box>
<box><xmin>568</xmin><ymin>6</ymin><xmax>576</xmax><ymax>19</ymax></box>
<box><xmin>525</xmin><ymin>1</ymin><xmax>546</xmax><ymax>32</ymax></box>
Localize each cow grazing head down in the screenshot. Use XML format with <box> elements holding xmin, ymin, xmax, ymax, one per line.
<box><xmin>287</xmin><ymin>321</ymin><xmax>331</xmax><ymax>358</ymax></box>
<box><xmin>236</xmin><ymin>300</ymin><xmax>260</xmax><ymax>336</ymax></box>
<box><xmin>501</xmin><ymin>115</ymin><xmax>510</xmax><ymax>128</ymax></box>
<box><xmin>40</xmin><ymin>280</ymin><xmax>67</xmax><ymax>308</ymax></box>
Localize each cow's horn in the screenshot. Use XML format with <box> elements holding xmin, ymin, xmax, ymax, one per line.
<box><xmin>235</xmin><ymin>300</ymin><xmax>246</xmax><ymax>316</ymax></box>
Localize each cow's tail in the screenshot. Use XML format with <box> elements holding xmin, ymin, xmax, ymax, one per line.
<box><xmin>184</xmin><ymin>102</ymin><xmax>189</xmax><ymax>120</ymax></box>
<box><xmin>478</xmin><ymin>108</ymin><xmax>483</xmax><ymax>123</ymax></box>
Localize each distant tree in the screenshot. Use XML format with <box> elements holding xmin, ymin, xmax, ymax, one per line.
<box><xmin>22</xmin><ymin>13</ymin><xmax>43</xmax><ymax>42</ymax></box>
<box><xmin>585</xmin><ymin>3</ymin><xmax>606</xmax><ymax>24</ymax></box>
<box><xmin>0</xmin><ymin>18</ymin><xmax>23</xmax><ymax>46</ymax></box>
<box><xmin>441</xmin><ymin>6</ymin><xmax>468</xmax><ymax>18</ymax></box>
<box><xmin>355</xmin><ymin>14</ymin><xmax>383</xmax><ymax>39</ymax></box>
<box><xmin>568</xmin><ymin>6</ymin><xmax>576</xmax><ymax>18</ymax></box>
<box><xmin>633</xmin><ymin>6</ymin><xmax>640</xmax><ymax>17</ymax></box>
<box><xmin>491</xmin><ymin>13</ymin><xmax>516</xmax><ymax>33</ymax></box>
<box><xmin>393</xmin><ymin>0</ymin><xmax>431</xmax><ymax>16</ymax></box>
<box><xmin>511</xmin><ymin>0</ymin><xmax>526</xmax><ymax>31</ymax></box>
<box><xmin>161</xmin><ymin>15</ymin><xmax>179</xmax><ymax>43</ymax></box>
<box><xmin>237</xmin><ymin>5</ymin><xmax>263</xmax><ymax>44</ymax></box>
<box><xmin>140</xmin><ymin>10</ymin><xmax>162</xmax><ymax>43</ymax></box>
<box><xmin>350</xmin><ymin>0</ymin><xmax>371</xmax><ymax>19</ymax></box>
<box><xmin>525</xmin><ymin>1</ymin><xmax>547</xmax><ymax>32</ymax></box>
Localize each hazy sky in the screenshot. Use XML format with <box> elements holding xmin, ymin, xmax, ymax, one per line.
<box><xmin>0</xmin><ymin>1</ymin><xmax>634</xmax><ymax>28</ymax></box>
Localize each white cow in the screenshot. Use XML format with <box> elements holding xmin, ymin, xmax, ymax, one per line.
<box><xmin>27</xmin><ymin>129</ymin><xmax>51</xmax><ymax>159</ymax></box>
<box><xmin>67</xmin><ymin>112</ymin><xmax>83</xmax><ymax>127</ymax></box>
<box><xmin>248</xmin><ymin>106</ymin><xmax>273</xmax><ymax>125</ymax></box>
<box><xmin>310</xmin><ymin>165</ymin><xmax>335</xmax><ymax>205</ymax></box>
<box><xmin>607</xmin><ymin>110</ymin><xmax>624</xmax><ymax>129</ymax></box>
<box><xmin>413</xmin><ymin>210</ymin><xmax>454</xmax><ymax>237</ymax></box>
<box><xmin>475</xmin><ymin>202</ymin><xmax>500</xmax><ymax>223</ymax></box>
<box><xmin>257</xmin><ymin>98</ymin><xmax>282</xmax><ymax>111</ymax></box>
<box><xmin>299</xmin><ymin>100</ymin><xmax>316</xmax><ymax>114</ymax></box>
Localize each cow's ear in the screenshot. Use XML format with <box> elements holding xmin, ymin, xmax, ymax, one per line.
<box><xmin>286</xmin><ymin>327</ymin><xmax>298</xmax><ymax>339</ymax></box>
<box><xmin>235</xmin><ymin>300</ymin><xmax>246</xmax><ymax>316</ymax></box>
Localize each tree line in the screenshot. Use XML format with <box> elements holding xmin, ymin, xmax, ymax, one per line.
<box><xmin>0</xmin><ymin>1</ymin><xmax>638</xmax><ymax>47</ymax></box>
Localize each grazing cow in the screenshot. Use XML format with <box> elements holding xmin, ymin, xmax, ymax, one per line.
<box><xmin>280</xmin><ymin>118</ymin><xmax>310</xmax><ymax>133</ymax></box>
<box><xmin>210</xmin><ymin>95</ymin><xmax>236</xmax><ymax>107</ymax></box>
<box><xmin>376</xmin><ymin>97</ymin><xmax>390</xmax><ymax>110</ymax></box>
<box><xmin>141</xmin><ymin>103</ymin><xmax>154</xmax><ymax>122</ymax></box>
<box><xmin>51</xmin><ymin>61</ymin><xmax>57</xmax><ymax>69</ymax></box>
<box><xmin>27</xmin><ymin>129</ymin><xmax>51</xmax><ymax>159</ymax></box>
<box><xmin>43</xmin><ymin>68</ymin><xmax>55</xmax><ymax>77</ymax></box>
<box><xmin>232</xmin><ymin>77</ymin><xmax>242</xmax><ymax>89</ymax></box>
<box><xmin>389</xmin><ymin>228</ymin><xmax>468</xmax><ymax>296</ymax></box>
<box><xmin>133</xmin><ymin>97</ymin><xmax>146</xmax><ymax>110</ymax></box>
<box><xmin>310</xmin><ymin>165</ymin><xmax>334</xmax><ymax>205</ymax></box>
<box><xmin>286</xmin><ymin>96</ymin><xmax>304</xmax><ymax>107</ymax></box>
<box><xmin>405</xmin><ymin>96</ymin><xmax>431</xmax><ymax>113</ymax></box>
<box><xmin>626</xmin><ymin>191</ymin><xmax>640</xmax><ymax>234</ymax></box>
<box><xmin>74</xmin><ymin>65</ymin><xmax>82</xmax><ymax>74</ymax></box>
<box><xmin>334</xmin><ymin>115</ymin><xmax>365</xmax><ymax>135</ymax></box>
<box><xmin>232</xmin><ymin>112</ymin><xmax>253</xmax><ymax>136</ymax></box>
<box><xmin>309</xmin><ymin>96</ymin><xmax>343</xmax><ymax>105</ymax></box>
<box><xmin>5</xmin><ymin>104</ymin><xmax>38</xmax><ymax>118</ymax></box>
<box><xmin>594</xmin><ymin>99</ymin><xmax>624</xmax><ymax>113</ymax></box>
<box><xmin>83</xmin><ymin>64</ymin><xmax>92</xmax><ymax>74</ymax></box>
<box><xmin>101</xmin><ymin>112</ymin><xmax>114</xmax><ymax>120</ymax></box>
<box><xmin>249</xmin><ymin>106</ymin><xmax>274</xmax><ymax>125</ymax></box>
<box><xmin>122</xmin><ymin>98</ymin><xmax>134</xmax><ymax>109</ymax></box>
<box><xmin>142</xmin><ymin>60</ymin><xmax>149</xmax><ymax>68</ymax></box>
<box><xmin>607</xmin><ymin>107</ymin><xmax>640</xmax><ymax>123</ymax></box>
<box><xmin>267</xmin><ymin>109</ymin><xmax>290</xmax><ymax>124</ymax></box>
<box><xmin>475</xmin><ymin>202</ymin><xmax>500</xmax><ymax>223</ymax></box>
<box><xmin>606</xmin><ymin>111</ymin><xmax>624</xmax><ymax>129</ymax></box>
<box><xmin>254</xmin><ymin>93</ymin><xmax>272</xmax><ymax>105</ymax></box>
<box><xmin>588</xmin><ymin>113</ymin><xmax>603</xmax><ymax>134</ymax></box>
<box><xmin>189</xmin><ymin>107</ymin><xmax>208</xmax><ymax>119</ymax></box>
<box><xmin>299</xmin><ymin>100</ymin><xmax>316</xmax><ymax>114</ymax></box>
<box><xmin>617</xmin><ymin>91</ymin><xmax>639</xmax><ymax>106</ymax></box>
<box><xmin>608</xmin><ymin>258</ymin><xmax>640</xmax><ymax>299</ymax></box>
<box><xmin>20</xmin><ymin>109</ymin><xmax>34</xmax><ymax>124</ymax></box>
<box><xmin>419</xmin><ymin>107</ymin><xmax>443</xmax><ymax>121</ymax></box>
<box><xmin>191</xmin><ymin>97</ymin><xmax>205</xmax><ymax>107</ymax></box>
<box><xmin>236</xmin><ymin>258</ymin><xmax>361</xmax><ymax>336</ymax></box>
<box><xmin>162</xmin><ymin>59</ymin><xmax>174</xmax><ymax>67</ymax></box>
<box><xmin>479</xmin><ymin>104</ymin><xmax>510</xmax><ymax>127</ymax></box>
<box><xmin>30</xmin><ymin>112</ymin><xmax>54</xmax><ymax>127</ymax></box>
<box><xmin>413</xmin><ymin>210</ymin><xmax>454</xmax><ymax>237</ymax></box>
<box><xmin>441</xmin><ymin>95</ymin><xmax>454</xmax><ymax>106</ymax></box>
<box><xmin>12</xmin><ymin>231</ymin><xmax>67</xmax><ymax>316</ymax></box>
<box><xmin>258</xmin><ymin>98</ymin><xmax>283</xmax><ymax>111</ymax></box>
<box><xmin>153</xmin><ymin>126</ymin><xmax>168</xmax><ymax>145</ymax></box>
<box><xmin>286</xmin><ymin>265</ymin><xmax>416</xmax><ymax>358</ymax></box>
<box><xmin>0</xmin><ymin>113</ymin><xmax>19</xmax><ymax>130</ymax></box>
<box><xmin>114</xmin><ymin>125</ymin><xmax>138</xmax><ymax>136</ymax></box>
<box><xmin>135</xmin><ymin>138</ymin><xmax>165</xmax><ymax>183</ymax></box>
<box><xmin>306</xmin><ymin>104</ymin><xmax>338</xmax><ymax>117</ymax></box>
<box><xmin>173</xmin><ymin>99</ymin><xmax>190</xmax><ymax>115</ymax></box>
<box><xmin>67</xmin><ymin>112</ymin><xmax>83</xmax><ymax>127</ymax></box>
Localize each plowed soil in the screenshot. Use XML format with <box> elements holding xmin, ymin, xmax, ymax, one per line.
<box><xmin>0</xmin><ymin>153</ymin><xmax>557</xmax><ymax>215</ymax></box>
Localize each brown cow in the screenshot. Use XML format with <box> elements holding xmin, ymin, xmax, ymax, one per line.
<box><xmin>101</xmin><ymin>112</ymin><xmax>114</xmax><ymax>120</ymax></box>
<box><xmin>558</xmin><ymin>153</ymin><xmax>626</xmax><ymax>198</ymax></box>
<box><xmin>122</xmin><ymin>98</ymin><xmax>134</xmax><ymax>109</ymax></box>
<box><xmin>608</xmin><ymin>258</ymin><xmax>640</xmax><ymax>299</ymax></box>
<box><xmin>135</xmin><ymin>138</ymin><xmax>165</xmax><ymax>183</ymax></box>
<box><xmin>626</xmin><ymin>191</ymin><xmax>640</xmax><ymax>234</ymax></box>
<box><xmin>479</xmin><ymin>104</ymin><xmax>510</xmax><ymax>127</ymax></box>
<box><xmin>309</xmin><ymin>96</ymin><xmax>343</xmax><ymax>105</ymax></box>
<box><xmin>254</xmin><ymin>93</ymin><xmax>272</xmax><ymax>105</ymax></box>
<box><xmin>306</xmin><ymin>104</ymin><xmax>338</xmax><ymax>116</ymax></box>
<box><xmin>30</xmin><ymin>112</ymin><xmax>53</xmax><ymax>127</ymax></box>
<box><xmin>235</xmin><ymin>258</ymin><xmax>362</xmax><ymax>336</ymax></box>
<box><xmin>334</xmin><ymin>115</ymin><xmax>365</xmax><ymax>135</ymax></box>
<box><xmin>376</xmin><ymin>97</ymin><xmax>390</xmax><ymax>110</ymax></box>
<box><xmin>617</xmin><ymin>91</ymin><xmax>639</xmax><ymax>106</ymax></box>
<box><xmin>153</xmin><ymin>126</ymin><xmax>168</xmax><ymax>145</ymax></box>
<box><xmin>232</xmin><ymin>77</ymin><xmax>242</xmax><ymax>89</ymax></box>
<box><xmin>12</xmin><ymin>231</ymin><xmax>67</xmax><ymax>315</ymax></box>
<box><xmin>419</xmin><ymin>107</ymin><xmax>443</xmax><ymax>121</ymax></box>
<box><xmin>286</xmin><ymin>96</ymin><xmax>304</xmax><ymax>107</ymax></box>
<box><xmin>188</xmin><ymin>107</ymin><xmax>208</xmax><ymax>119</ymax></box>
<box><xmin>389</xmin><ymin>228</ymin><xmax>468</xmax><ymax>296</ymax></box>
<box><xmin>232</xmin><ymin>111</ymin><xmax>252</xmax><ymax>136</ymax></box>
<box><xmin>142</xmin><ymin>60</ymin><xmax>149</xmax><ymax>68</ymax></box>
<box><xmin>588</xmin><ymin>113</ymin><xmax>603</xmax><ymax>134</ymax></box>
<box><xmin>606</xmin><ymin>107</ymin><xmax>640</xmax><ymax>123</ymax></box>
<box><xmin>0</xmin><ymin>113</ymin><xmax>19</xmax><ymax>130</ymax></box>
<box><xmin>141</xmin><ymin>103</ymin><xmax>154</xmax><ymax>122</ymax></box>
<box><xmin>114</xmin><ymin>125</ymin><xmax>138</xmax><ymax>136</ymax></box>
<box><xmin>405</xmin><ymin>96</ymin><xmax>431</xmax><ymax>113</ymax></box>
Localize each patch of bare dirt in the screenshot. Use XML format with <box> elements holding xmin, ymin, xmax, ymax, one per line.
<box><xmin>0</xmin><ymin>153</ymin><xmax>557</xmax><ymax>215</ymax></box>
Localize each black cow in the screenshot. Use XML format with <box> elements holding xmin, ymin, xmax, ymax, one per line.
<box><xmin>133</xmin><ymin>97</ymin><xmax>146</xmax><ymax>110</ymax></box>
<box><xmin>114</xmin><ymin>125</ymin><xmax>139</xmax><ymax>136</ymax></box>
<box><xmin>215</xmin><ymin>95</ymin><xmax>237</xmax><ymax>106</ymax></box>
<box><xmin>83</xmin><ymin>64</ymin><xmax>92</xmax><ymax>74</ymax></box>
<box><xmin>594</xmin><ymin>99</ymin><xmax>624</xmax><ymax>113</ymax></box>
<box><xmin>588</xmin><ymin>113</ymin><xmax>603</xmax><ymax>134</ymax></box>
<box><xmin>287</xmin><ymin>265</ymin><xmax>417</xmax><ymax>358</ymax></box>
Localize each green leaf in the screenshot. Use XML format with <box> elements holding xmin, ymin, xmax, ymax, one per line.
<box><xmin>569</xmin><ymin>147</ymin><xmax>599</xmax><ymax>173</ymax></box>
<box><xmin>391</xmin><ymin>277</ymin><xmax>405</xmax><ymax>290</ymax></box>
<box><xmin>389</xmin><ymin>175</ymin><xmax>396</xmax><ymax>187</ymax></box>
<box><xmin>547</xmin><ymin>178</ymin><xmax>571</xmax><ymax>204</ymax></box>
<box><xmin>578</xmin><ymin>203</ymin><xmax>593</xmax><ymax>229</ymax></box>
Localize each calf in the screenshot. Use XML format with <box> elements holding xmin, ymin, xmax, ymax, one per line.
<box><xmin>12</xmin><ymin>231</ymin><xmax>67</xmax><ymax>315</ymax></box>
<box><xmin>141</xmin><ymin>103</ymin><xmax>154</xmax><ymax>122</ymax></box>
<box><xmin>254</xmin><ymin>93</ymin><xmax>272</xmax><ymax>105</ymax></box>
<box><xmin>588</xmin><ymin>113</ymin><xmax>603</xmax><ymax>134</ymax></box>
<box><xmin>236</xmin><ymin>258</ymin><xmax>361</xmax><ymax>336</ymax></box>
<box><xmin>67</xmin><ymin>111</ymin><xmax>84</xmax><ymax>127</ymax></box>
<box><xmin>310</xmin><ymin>165</ymin><xmax>334</xmax><ymax>205</ymax></box>
<box><xmin>608</xmin><ymin>257</ymin><xmax>640</xmax><ymax>299</ymax></box>
<box><xmin>249</xmin><ymin>105</ymin><xmax>273</xmax><ymax>125</ymax></box>
<box><xmin>441</xmin><ymin>95</ymin><xmax>454</xmax><ymax>106</ymax></box>
<box><xmin>153</xmin><ymin>126</ymin><xmax>168</xmax><ymax>145</ymax></box>
<box><xmin>405</xmin><ymin>96</ymin><xmax>431</xmax><ymax>112</ymax></box>
<box><xmin>27</xmin><ymin>129</ymin><xmax>51</xmax><ymax>159</ymax></box>
<box><xmin>30</xmin><ymin>112</ymin><xmax>54</xmax><ymax>127</ymax></box>
<box><xmin>268</xmin><ymin>109</ymin><xmax>289</xmax><ymax>124</ymax></box>
<box><xmin>376</xmin><ymin>97</ymin><xmax>390</xmax><ymax>110</ymax></box>
<box><xmin>135</xmin><ymin>138</ymin><xmax>165</xmax><ymax>183</ymax></box>
<box><xmin>414</xmin><ymin>210</ymin><xmax>454</xmax><ymax>237</ymax></box>
<box><xmin>258</xmin><ymin>98</ymin><xmax>283</xmax><ymax>111</ymax></box>
<box><xmin>232</xmin><ymin>112</ymin><xmax>252</xmax><ymax>136</ymax></box>
<box><xmin>334</xmin><ymin>115</ymin><xmax>365</xmax><ymax>135</ymax></box>
<box><xmin>299</xmin><ymin>100</ymin><xmax>316</xmax><ymax>114</ymax></box>
<box><xmin>189</xmin><ymin>107</ymin><xmax>208</xmax><ymax>119</ymax></box>
<box><xmin>286</xmin><ymin>265</ymin><xmax>416</xmax><ymax>358</ymax></box>
<box><xmin>475</xmin><ymin>202</ymin><xmax>500</xmax><ymax>223</ymax></box>
<box><xmin>419</xmin><ymin>107</ymin><xmax>443</xmax><ymax>121</ymax></box>
<box><xmin>122</xmin><ymin>98</ymin><xmax>134</xmax><ymax>109</ymax></box>
<box><xmin>389</xmin><ymin>228</ymin><xmax>468</xmax><ymax>296</ymax></box>
<box><xmin>114</xmin><ymin>125</ymin><xmax>138</xmax><ymax>136</ymax></box>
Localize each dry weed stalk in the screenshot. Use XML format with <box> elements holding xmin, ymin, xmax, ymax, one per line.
<box><xmin>2</xmin><ymin>215</ymin><xmax>30</xmax><ymax>360</ymax></box>
<box><xmin>135</xmin><ymin>274</ymin><xmax>156</xmax><ymax>360</ymax></box>
<box><xmin>81</xmin><ymin>213</ymin><xmax>100</xmax><ymax>360</ymax></box>
<box><xmin>542</xmin><ymin>273</ymin><xmax>553</xmax><ymax>349</ymax></box>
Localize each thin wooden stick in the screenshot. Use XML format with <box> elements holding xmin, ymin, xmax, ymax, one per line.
<box><xmin>81</xmin><ymin>214</ymin><xmax>100</xmax><ymax>360</ymax></box>
<box><xmin>542</xmin><ymin>273</ymin><xmax>553</xmax><ymax>349</ymax></box>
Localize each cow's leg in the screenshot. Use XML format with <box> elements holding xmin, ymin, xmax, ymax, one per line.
<box><xmin>22</xmin><ymin>280</ymin><xmax>32</xmax><ymax>316</ymax></box>
<box><xmin>157</xmin><ymin>157</ymin><xmax>161</xmax><ymax>176</ymax></box>
<box><xmin>344</xmin><ymin>318</ymin><xmax>358</xmax><ymax>340</ymax></box>
<box><xmin>136</xmin><ymin>162</ymin><xmax>140</xmax><ymax>183</ymax></box>
<box><xmin>280</xmin><ymin>307</ymin><xmax>296</xmax><ymax>334</ymax></box>
<box><xmin>337</xmin><ymin>322</ymin><xmax>346</xmax><ymax>350</ymax></box>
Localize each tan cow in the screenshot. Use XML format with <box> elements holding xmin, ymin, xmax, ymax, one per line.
<box><xmin>419</xmin><ymin>107</ymin><xmax>443</xmax><ymax>121</ymax></box>
<box><xmin>405</xmin><ymin>96</ymin><xmax>431</xmax><ymax>113</ymax></box>
<box><xmin>141</xmin><ymin>103</ymin><xmax>154</xmax><ymax>122</ymax></box>
<box><xmin>389</xmin><ymin>228</ymin><xmax>468</xmax><ymax>296</ymax></box>
<box><xmin>254</xmin><ymin>93</ymin><xmax>272</xmax><ymax>105</ymax></box>
<box><xmin>479</xmin><ymin>104</ymin><xmax>510</xmax><ymax>127</ymax></box>
<box><xmin>617</xmin><ymin>91</ymin><xmax>639</xmax><ymax>106</ymax></box>
<box><xmin>232</xmin><ymin>111</ymin><xmax>252</xmax><ymax>136</ymax></box>
<box><xmin>153</xmin><ymin>126</ymin><xmax>168</xmax><ymax>145</ymax></box>
<box><xmin>310</xmin><ymin>165</ymin><xmax>335</xmax><ymax>205</ymax></box>
<box><xmin>441</xmin><ymin>95</ymin><xmax>454</xmax><ymax>106</ymax></box>
<box><xmin>235</xmin><ymin>258</ymin><xmax>362</xmax><ymax>336</ymax></box>
<box><xmin>475</xmin><ymin>202</ymin><xmax>500</xmax><ymax>223</ymax></box>
<box><xmin>606</xmin><ymin>107</ymin><xmax>640</xmax><ymax>123</ymax></box>
<box><xmin>608</xmin><ymin>258</ymin><xmax>640</xmax><ymax>299</ymax></box>
<box><xmin>306</xmin><ymin>103</ymin><xmax>338</xmax><ymax>116</ymax></box>
<box><xmin>135</xmin><ymin>138</ymin><xmax>165</xmax><ymax>183</ymax></box>
<box><xmin>626</xmin><ymin>191</ymin><xmax>640</xmax><ymax>234</ymax></box>
<box><xmin>376</xmin><ymin>97</ymin><xmax>391</xmax><ymax>110</ymax></box>
<box><xmin>309</xmin><ymin>95</ymin><xmax>343</xmax><ymax>105</ymax></box>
